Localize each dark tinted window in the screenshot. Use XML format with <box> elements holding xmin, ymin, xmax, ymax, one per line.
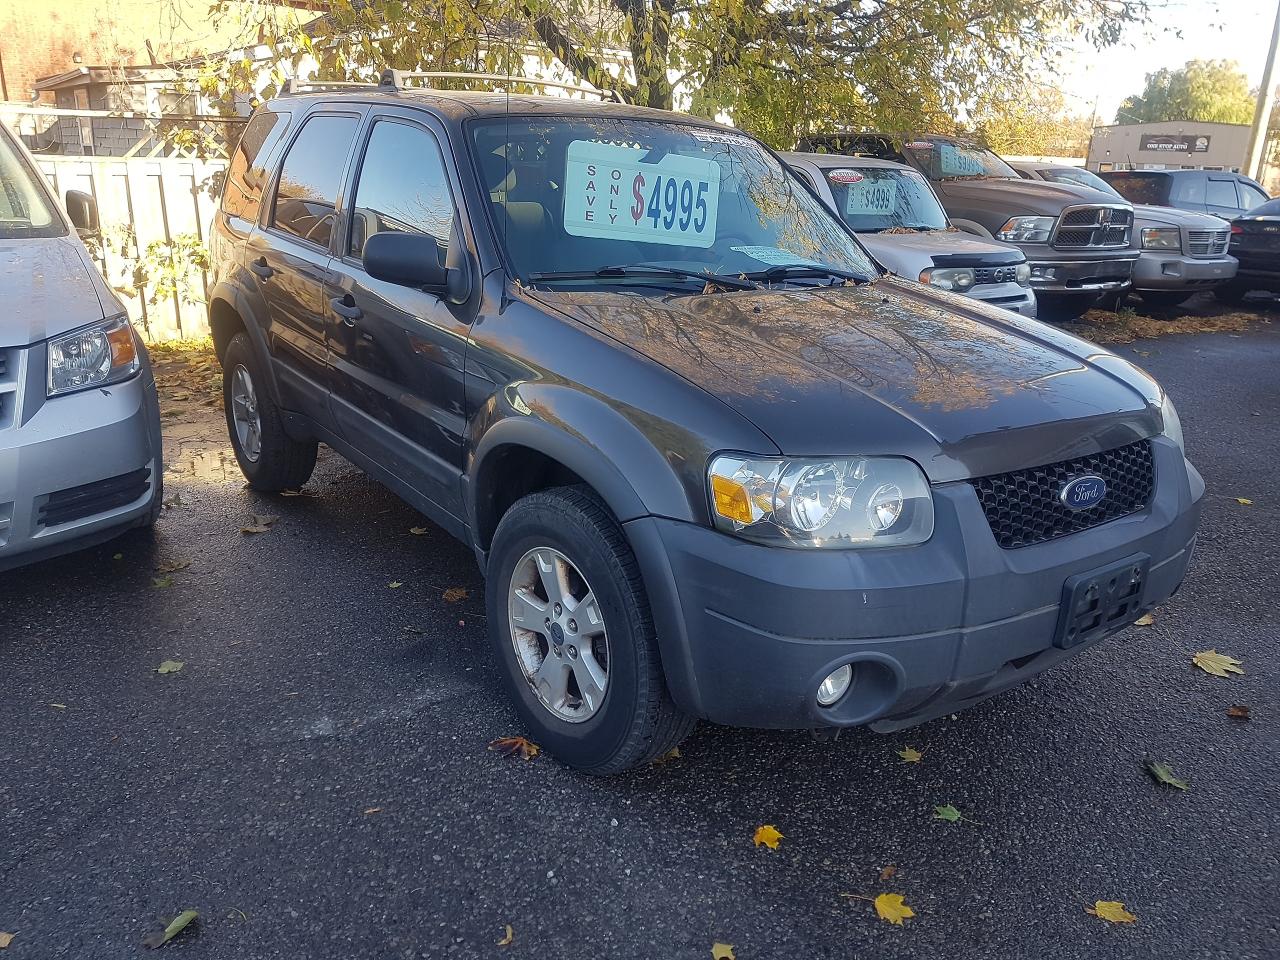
<box><xmin>1239</xmin><ymin>182</ymin><xmax>1269</xmax><ymax>212</ymax></box>
<box><xmin>1170</xmin><ymin>174</ymin><xmax>1206</xmax><ymax>206</ymax></box>
<box><xmin>222</xmin><ymin>110</ymin><xmax>284</xmax><ymax>221</ymax></box>
<box><xmin>349</xmin><ymin>120</ymin><xmax>454</xmax><ymax>261</ymax></box>
<box><xmin>271</xmin><ymin>114</ymin><xmax>358</xmax><ymax>248</ymax></box>
<box><xmin>1206</xmin><ymin>178</ymin><xmax>1238</xmax><ymax>209</ymax></box>
<box><xmin>1102</xmin><ymin>172</ymin><xmax>1172</xmax><ymax>205</ymax></box>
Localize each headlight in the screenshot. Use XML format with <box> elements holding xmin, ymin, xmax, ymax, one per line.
<box><xmin>1160</xmin><ymin>394</ymin><xmax>1185</xmax><ymax>454</ymax></box>
<box><xmin>1141</xmin><ymin>227</ymin><xmax>1181</xmax><ymax>250</ymax></box>
<box><xmin>708</xmin><ymin>455</ymin><xmax>934</xmax><ymax>548</ymax></box>
<box><xmin>918</xmin><ymin>266</ymin><xmax>976</xmax><ymax>291</ymax></box>
<box><xmin>47</xmin><ymin>315</ymin><xmax>140</xmax><ymax>397</ymax></box>
<box><xmin>1014</xmin><ymin>262</ymin><xmax>1031</xmax><ymax>286</ymax></box>
<box><xmin>997</xmin><ymin>216</ymin><xmax>1056</xmax><ymax>243</ymax></box>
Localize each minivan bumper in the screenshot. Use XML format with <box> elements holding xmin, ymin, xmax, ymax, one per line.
<box><xmin>964</xmin><ymin>281</ymin><xmax>1037</xmax><ymax>317</ymax></box>
<box><xmin>625</xmin><ymin>437</ymin><xmax>1202</xmax><ymax>731</ymax></box>
<box><xmin>0</xmin><ymin>350</ymin><xmax>162</xmax><ymax>573</ymax></box>
<box><xmin>1132</xmin><ymin>252</ymin><xmax>1237</xmax><ymax>291</ymax></box>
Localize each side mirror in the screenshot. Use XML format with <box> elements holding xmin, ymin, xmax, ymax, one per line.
<box><xmin>65</xmin><ymin>189</ymin><xmax>99</xmax><ymax>233</ymax></box>
<box><xmin>364</xmin><ymin>231</ymin><xmax>451</xmax><ymax>292</ymax></box>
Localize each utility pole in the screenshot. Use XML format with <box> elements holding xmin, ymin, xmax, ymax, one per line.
<box><xmin>1246</xmin><ymin>0</ymin><xmax>1280</xmax><ymax>181</ymax></box>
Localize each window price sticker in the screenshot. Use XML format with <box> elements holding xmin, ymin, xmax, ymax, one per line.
<box><xmin>938</xmin><ymin>142</ymin><xmax>985</xmax><ymax>176</ymax></box>
<box><xmin>564</xmin><ymin>140</ymin><xmax>720</xmax><ymax>248</ymax></box>
<box><xmin>844</xmin><ymin>179</ymin><xmax>898</xmax><ymax>216</ymax></box>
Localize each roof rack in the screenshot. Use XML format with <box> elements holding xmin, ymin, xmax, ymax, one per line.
<box><xmin>378</xmin><ymin>69</ymin><xmax>623</xmax><ymax>103</ymax></box>
<box><xmin>280</xmin><ymin>78</ymin><xmax>382</xmax><ymax>95</ymax></box>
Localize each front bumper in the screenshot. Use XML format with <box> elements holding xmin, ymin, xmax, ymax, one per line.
<box><xmin>1132</xmin><ymin>252</ymin><xmax>1237</xmax><ymax>291</ymax></box>
<box><xmin>1022</xmin><ymin>251</ymin><xmax>1137</xmax><ymax>293</ymax></box>
<box><xmin>626</xmin><ymin>437</ymin><xmax>1202</xmax><ymax>731</ymax></box>
<box><xmin>0</xmin><ymin>343</ymin><xmax>162</xmax><ymax>574</ymax></box>
<box><xmin>963</xmin><ymin>281</ymin><xmax>1037</xmax><ymax>317</ymax></box>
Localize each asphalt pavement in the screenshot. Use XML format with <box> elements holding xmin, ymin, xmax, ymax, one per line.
<box><xmin>1</xmin><ymin>316</ymin><xmax>1277</xmax><ymax>959</ymax></box>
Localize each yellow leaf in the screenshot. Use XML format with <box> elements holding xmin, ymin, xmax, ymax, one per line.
<box><xmin>409</xmin><ymin>526</ymin><xmax>429</xmax><ymax>535</ymax></box>
<box><xmin>156</xmin><ymin>660</ymin><xmax>185</xmax><ymax>675</ymax></box>
<box><xmin>1235</xmin><ymin>498</ymin><xmax>1253</xmax><ymax>505</ymax></box>
<box><xmin>1086</xmin><ymin>900</ymin><xmax>1137</xmax><ymax>923</ymax></box>
<box><xmin>488</xmin><ymin>736</ymin><xmax>540</xmax><ymax>760</ymax></box>
<box><xmin>389</xmin><ymin>581</ymin><xmax>404</xmax><ymax>589</ymax></box>
<box><xmin>898</xmin><ymin>746</ymin><xmax>922</xmax><ymax>763</ymax></box>
<box><xmin>874</xmin><ymin>892</ymin><xmax>915</xmax><ymax>926</ymax></box>
<box><xmin>710</xmin><ymin>943</ymin><xmax>735</xmax><ymax>960</ymax></box>
<box><xmin>0</xmin><ymin>932</ymin><xmax>14</xmax><ymax>949</ymax></box>
<box><xmin>1192</xmin><ymin>649</ymin><xmax>1245</xmax><ymax>678</ymax></box>
<box><xmin>652</xmin><ymin>746</ymin><xmax>682</xmax><ymax>765</ymax></box>
<box><xmin>753</xmin><ymin>824</ymin><xmax>783</xmax><ymax>849</ymax></box>
<box><xmin>1134</xmin><ymin>613</ymin><xmax>1155</xmax><ymax>626</ymax></box>
<box><xmin>442</xmin><ymin>586</ymin><xmax>468</xmax><ymax>603</ymax></box>
<box><xmin>497</xmin><ymin>924</ymin><xmax>514</xmax><ymax>947</ymax></box>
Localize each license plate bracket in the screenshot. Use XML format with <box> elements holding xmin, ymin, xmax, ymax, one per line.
<box><xmin>1054</xmin><ymin>553</ymin><xmax>1150</xmax><ymax>650</ymax></box>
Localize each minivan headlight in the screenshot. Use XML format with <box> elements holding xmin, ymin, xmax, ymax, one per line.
<box><xmin>1141</xmin><ymin>227</ymin><xmax>1181</xmax><ymax>250</ymax></box>
<box><xmin>48</xmin><ymin>315</ymin><xmax>140</xmax><ymax>397</ymax></box>
<box><xmin>919</xmin><ymin>266</ymin><xmax>976</xmax><ymax>291</ymax></box>
<box><xmin>1160</xmin><ymin>394</ymin><xmax>1185</xmax><ymax>453</ymax></box>
<box><xmin>997</xmin><ymin>216</ymin><xmax>1056</xmax><ymax>243</ymax></box>
<box><xmin>708</xmin><ymin>455</ymin><xmax>934</xmax><ymax>548</ymax></box>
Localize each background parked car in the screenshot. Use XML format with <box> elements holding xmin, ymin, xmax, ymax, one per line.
<box><xmin>795</xmin><ymin>133</ymin><xmax>1137</xmax><ymax>319</ymax></box>
<box><xmin>1013</xmin><ymin>162</ymin><xmax>1237</xmax><ymax>307</ymax></box>
<box><xmin>0</xmin><ymin>123</ymin><xmax>162</xmax><ymax>573</ymax></box>
<box><xmin>785</xmin><ymin>152</ymin><xmax>1036</xmax><ymax>316</ymax></box>
<box><xmin>1098</xmin><ymin>169</ymin><xmax>1270</xmax><ymax>221</ymax></box>
<box><xmin>1216</xmin><ymin>199</ymin><xmax>1280</xmax><ymax>303</ymax></box>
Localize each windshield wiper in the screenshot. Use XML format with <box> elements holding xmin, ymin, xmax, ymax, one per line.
<box><xmin>741</xmin><ymin>264</ymin><xmax>873</xmax><ymax>285</ymax></box>
<box><xmin>527</xmin><ymin>264</ymin><xmax>759</xmax><ymax>291</ymax></box>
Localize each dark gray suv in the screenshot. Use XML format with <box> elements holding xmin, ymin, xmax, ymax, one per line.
<box><xmin>208</xmin><ymin>73</ymin><xmax>1203</xmax><ymax>773</ymax></box>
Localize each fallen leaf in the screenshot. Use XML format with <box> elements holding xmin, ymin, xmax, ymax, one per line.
<box><xmin>488</xmin><ymin>736</ymin><xmax>540</xmax><ymax>760</ymax></box>
<box><xmin>240</xmin><ymin>514</ymin><xmax>277</xmax><ymax>534</ymax></box>
<box><xmin>0</xmin><ymin>932</ymin><xmax>14</xmax><ymax>949</ymax></box>
<box><xmin>151</xmin><ymin>576</ymin><xmax>174</xmax><ymax>589</ymax></box>
<box><xmin>279</xmin><ymin>489</ymin><xmax>315</xmax><ymax>497</ymax></box>
<box><xmin>1086</xmin><ymin>901</ymin><xmax>1137</xmax><ymax>924</ymax></box>
<box><xmin>1134</xmin><ymin>612</ymin><xmax>1155</xmax><ymax>626</ymax></box>
<box><xmin>898</xmin><ymin>746</ymin><xmax>923</xmax><ymax>763</ymax></box>
<box><xmin>652</xmin><ymin>746</ymin><xmax>682</xmax><ymax>765</ymax></box>
<box><xmin>497</xmin><ymin>924</ymin><xmax>514</xmax><ymax>947</ymax></box>
<box><xmin>1192</xmin><ymin>649</ymin><xmax>1245</xmax><ymax>678</ymax></box>
<box><xmin>154</xmin><ymin>559</ymin><xmax>191</xmax><ymax>575</ymax></box>
<box><xmin>1235</xmin><ymin>498</ymin><xmax>1253</xmax><ymax>506</ymax></box>
<box><xmin>753</xmin><ymin>824</ymin><xmax>783</xmax><ymax>849</ymax></box>
<box><xmin>112</xmin><ymin>553</ymin><xmax>124</xmax><ymax>561</ymax></box>
<box><xmin>1226</xmin><ymin>704</ymin><xmax>1251</xmax><ymax>721</ymax></box>
<box><xmin>409</xmin><ymin>526</ymin><xmax>429</xmax><ymax>535</ymax></box>
<box><xmin>50</xmin><ymin>703</ymin><xmax>66</xmax><ymax>710</ymax></box>
<box><xmin>156</xmin><ymin>660</ymin><xmax>185</xmax><ymax>675</ymax></box>
<box><xmin>389</xmin><ymin>581</ymin><xmax>404</xmax><ymax>589</ymax></box>
<box><xmin>879</xmin><ymin>865</ymin><xmax>897</xmax><ymax>882</ymax></box>
<box><xmin>142</xmin><ymin>909</ymin><xmax>199</xmax><ymax>948</ymax></box>
<box><xmin>363</xmin><ymin>807</ymin><xmax>382</xmax><ymax>815</ymax></box>
<box><xmin>162</xmin><ymin>492</ymin><xmax>183</xmax><ymax>509</ymax></box>
<box><xmin>710</xmin><ymin>943</ymin><xmax>735</xmax><ymax>960</ymax></box>
<box><xmin>1145</xmin><ymin>758</ymin><xmax>1189</xmax><ymax>791</ymax></box>
<box><xmin>933</xmin><ymin>804</ymin><xmax>963</xmax><ymax>823</ymax></box>
<box><xmin>874</xmin><ymin>892</ymin><xmax>915</xmax><ymax>926</ymax></box>
<box><xmin>442</xmin><ymin>586</ymin><xmax>468</xmax><ymax>602</ymax></box>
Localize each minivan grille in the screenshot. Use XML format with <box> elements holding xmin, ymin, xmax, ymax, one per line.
<box><xmin>1052</xmin><ymin>206</ymin><xmax>1133</xmax><ymax>249</ymax></box>
<box><xmin>1186</xmin><ymin>228</ymin><xmax>1229</xmax><ymax>257</ymax></box>
<box><xmin>38</xmin><ymin>467</ymin><xmax>152</xmax><ymax>527</ymax></box>
<box><xmin>972</xmin><ymin>440</ymin><xmax>1155</xmax><ymax>549</ymax></box>
<box><xmin>973</xmin><ymin>265</ymin><xmax>1020</xmax><ymax>285</ymax></box>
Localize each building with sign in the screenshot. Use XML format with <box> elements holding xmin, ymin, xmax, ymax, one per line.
<box><xmin>1086</xmin><ymin>120</ymin><xmax>1251</xmax><ymax>174</ymax></box>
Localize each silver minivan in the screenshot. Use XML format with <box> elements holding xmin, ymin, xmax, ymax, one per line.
<box><xmin>0</xmin><ymin>124</ymin><xmax>162</xmax><ymax>572</ymax></box>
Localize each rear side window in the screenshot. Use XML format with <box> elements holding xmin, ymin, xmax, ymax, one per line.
<box><xmin>1170</xmin><ymin>174</ymin><xmax>1205</xmax><ymax>206</ymax></box>
<box><xmin>1104</xmin><ymin>173</ymin><xmax>1172</xmax><ymax>206</ymax></box>
<box><xmin>222</xmin><ymin>111</ymin><xmax>284</xmax><ymax>221</ymax></box>
<box><xmin>271</xmin><ymin>114</ymin><xmax>359</xmax><ymax>249</ymax></box>
<box><xmin>348</xmin><ymin>120</ymin><xmax>454</xmax><ymax>261</ymax></box>
<box><xmin>1206</xmin><ymin>179</ymin><xmax>1238</xmax><ymax>209</ymax></box>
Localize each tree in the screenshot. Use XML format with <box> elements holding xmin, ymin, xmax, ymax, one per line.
<box><xmin>201</xmin><ymin>0</ymin><xmax>1158</xmax><ymax>149</ymax></box>
<box><xmin>970</xmin><ymin>85</ymin><xmax>1093</xmax><ymax>157</ymax></box>
<box><xmin>1116</xmin><ymin>59</ymin><xmax>1255</xmax><ymax>125</ymax></box>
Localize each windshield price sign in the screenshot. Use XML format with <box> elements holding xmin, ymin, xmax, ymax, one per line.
<box><xmin>845</xmin><ymin>178</ymin><xmax>897</xmax><ymax>215</ymax></box>
<box><xmin>564</xmin><ymin>140</ymin><xmax>720</xmax><ymax>247</ymax></box>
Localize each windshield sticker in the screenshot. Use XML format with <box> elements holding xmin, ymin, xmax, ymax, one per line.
<box><xmin>827</xmin><ymin>169</ymin><xmax>865</xmax><ymax>184</ymax></box>
<box><xmin>844</xmin><ymin>178</ymin><xmax>897</xmax><ymax>216</ymax></box>
<box><xmin>688</xmin><ymin>129</ymin><xmax>753</xmax><ymax>146</ymax></box>
<box><xmin>564</xmin><ymin>140</ymin><xmax>720</xmax><ymax>247</ymax></box>
<box><xmin>938</xmin><ymin>142</ymin><xmax>985</xmax><ymax>176</ymax></box>
<box><xmin>730</xmin><ymin>245</ymin><xmax>824</xmax><ymax>267</ymax></box>
<box><xmin>905</xmin><ymin>141</ymin><xmax>935</xmax><ymax>149</ymax></box>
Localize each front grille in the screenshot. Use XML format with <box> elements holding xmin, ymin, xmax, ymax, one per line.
<box><xmin>973</xmin><ymin>265</ymin><xmax>1020</xmax><ymax>285</ymax></box>
<box><xmin>972</xmin><ymin>440</ymin><xmax>1155</xmax><ymax>549</ymax></box>
<box><xmin>0</xmin><ymin>349</ymin><xmax>17</xmax><ymax>430</ymax></box>
<box><xmin>39</xmin><ymin>467</ymin><xmax>152</xmax><ymax>528</ymax></box>
<box><xmin>1187</xmin><ymin>228</ymin><xmax>1229</xmax><ymax>257</ymax></box>
<box><xmin>1051</xmin><ymin>206</ymin><xmax>1132</xmax><ymax>249</ymax></box>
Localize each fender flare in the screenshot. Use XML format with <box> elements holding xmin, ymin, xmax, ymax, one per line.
<box><xmin>950</xmin><ymin>218</ymin><xmax>996</xmax><ymax>240</ymax></box>
<box><xmin>208</xmin><ymin>279</ymin><xmax>283</xmax><ymax>405</ymax></box>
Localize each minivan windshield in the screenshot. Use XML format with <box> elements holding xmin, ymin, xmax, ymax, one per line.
<box><xmin>0</xmin><ymin>128</ymin><xmax>60</xmax><ymax>239</ymax></box>
<box><xmin>470</xmin><ymin>117</ymin><xmax>877</xmax><ymax>289</ymax></box>
<box><xmin>902</xmin><ymin>137</ymin><xmax>1018</xmax><ymax>181</ymax></box>
<box><xmin>819</xmin><ymin>165</ymin><xmax>949</xmax><ymax>232</ymax></box>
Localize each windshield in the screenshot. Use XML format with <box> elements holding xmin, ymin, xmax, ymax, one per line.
<box><xmin>1040</xmin><ymin>167</ymin><xmax>1124</xmax><ymax>200</ymax></box>
<box><xmin>902</xmin><ymin>138</ymin><xmax>1018</xmax><ymax>182</ymax></box>
<box><xmin>821</xmin><ymin>165</ymin><xmax>948</xmax><ymax>232</ymax></box>
<box><xmin>470</xmin><ymin>117</ymin><xmax>876</xmax><ymax>288</ymax></box>
<box><xmin>0</xmin><ymin>128</ymin><xmax>60</xmax><ymax>239</ymax></box>
<box><xmin>1100</xmin><ymin>172</ymin><xmax>1171</xmax><ymax>206</ymax></box>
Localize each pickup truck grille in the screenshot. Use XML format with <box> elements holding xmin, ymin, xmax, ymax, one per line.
<box><xmin>0</xmin><ymin>349</ymin><xmax>17</xmax><ymax>431</ymax></box>
<box><xmin>1052</xmin><ymin>206</ymin><xmax>1133</xmax><ymax>249</ymax></box>
<box><xmin>1186</xmin><ymin>228</ymin><xmax>1229</xmax><ymax>257</ymax></box>
<box><xmin>972</xmin><ymin>440</ymin><xmax>1155</xmax><ymax>549</ymax></box>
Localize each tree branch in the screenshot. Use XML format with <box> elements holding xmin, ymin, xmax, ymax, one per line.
<box><xmin>520</xmin><ymin>2</ymin><xmax>638</xmax><ymax>101</ymax></box>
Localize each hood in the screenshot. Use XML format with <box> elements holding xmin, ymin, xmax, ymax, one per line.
<box><xmin>0</xmin><ymin>235</ymin><xmax>112</xmax><ymax>348</ymax></box>
<box><xmin>1132</xmin><ymin>204</ymin><xmax>1229</xmax><ymax>230</ymax></box>
<box><xmin>525</xmin><ymin>278</ymin><xmax>1162</xmax><ymax>482</ymax></box>
<box><xmin>934</xmin><ymin>177</ymin><xmax>1127</xmax><ymax>218</ymax></box>
<box><xmin>858</xmin><ymin>230</ymin><xmax>1022</xmax><ymax>277</ymax></box>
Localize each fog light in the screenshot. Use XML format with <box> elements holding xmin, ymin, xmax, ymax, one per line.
<box><xmin>816</xmin><ymin>664</ymin><xmax>853</xmax><ymax>706</ymax></box>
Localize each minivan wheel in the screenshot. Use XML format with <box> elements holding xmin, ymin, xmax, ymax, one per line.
<box><xmin>486</xmin><ymin>486</ymin><xmax>695</xmax><ymax>774</ymax></box>
<box><xmin>222</xmin><ymin>333</ymin><xmax>317</xmax><ymax>491</ymax></box>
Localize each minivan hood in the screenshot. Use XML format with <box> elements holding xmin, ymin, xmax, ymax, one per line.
<box><xmin>858</xmin><ymin>230</ymin><xmax>1022</xmax><ymax>276</ymax></box>
<box><xmin>526</xmin><ymin>278</ymin><xmax>1162</xmax><ymax>481</ymax></box>
<box><xmin>934</xmin><ymin>177</ymin><xmax>1126</xmax><ymax>217</ymax></box>
<box><xmin>0</xmin><ymin>235</ymin><xmax>110</xmax><ymax>348</ymax></box>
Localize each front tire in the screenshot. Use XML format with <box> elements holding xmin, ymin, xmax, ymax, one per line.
<box><xmin>486</xmin><ymin>486</ymin><xmax>694</xmax><ymax>774</ymax></box>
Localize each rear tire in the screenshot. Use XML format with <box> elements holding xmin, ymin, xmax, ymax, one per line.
<box><xmin>486</xmin><ymin>485</ymin><xmax>695</xmax><ymax>774</ymax></box>
<box><xmin>1137</xmin><ymin>289</ymin><xmax>1194</xmax><ymax>308</ymax></box>
<box><xmin>222</xmin><ymin>333</ymin><xmax>317</xmax><ymax>491</ymax></box>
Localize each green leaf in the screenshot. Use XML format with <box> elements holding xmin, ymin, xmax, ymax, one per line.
<box><xmin>142</xmin><ymin>909</ymin><xmax>198</xmax><ymax>948</ymax></box>
<box><xmin>1145</xmin><ymin>758</ymin><xmax>1189</xmax><ymax>791</ymax></box>
<box><xmin>933</xmin><ymin>803</ymin><xmax>963</xmax><ymax>822</ymax></box>
<box><xmin>156</xmin><ymin>660</ymin><xmax>185</xmax><ymax>675</ymax></box>
<box><xmin>151</xmin><ymin>576</ymin><xmax>174</xmax><ymax>589</ymax></box>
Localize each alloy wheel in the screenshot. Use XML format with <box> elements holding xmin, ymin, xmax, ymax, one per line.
<box><xmin>230</xmin><ymin>364</ymin><xmax>262</xmax><ymax>463</ymax></box>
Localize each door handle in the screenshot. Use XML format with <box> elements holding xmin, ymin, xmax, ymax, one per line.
<box><xmin>249</xmin><ymin>257</ymin><xmax>274</xmax><ymax>279</ymax></box>
<box><xmin>330</xmin><ymin>295</ymin><xmax>363</xmax><ymax>324</ymax></box>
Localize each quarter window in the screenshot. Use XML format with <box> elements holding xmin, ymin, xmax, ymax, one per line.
<box><xmin>1239</xmin><ymin>182</ymin><xmax>1269</xmax><ymax>212</ymax></box>
<box><xmin>222</xmin><ymin>111</ymin><xmax>284</xmax><ymax>221</ymax></box>
<box><xmin>271</xmin><ymin>114</ymin><xmax>358</xmax><ymax>248</ymax></box>
<box><xmin>349</xmin><ymin>120</ymin><xmax>455</xmax><ymax>261</ymax></box>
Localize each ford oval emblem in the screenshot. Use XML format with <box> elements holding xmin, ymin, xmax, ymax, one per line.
<box><xmin>1060</xmin><ymin>475</ymin><xmax>1107</xmax><ymax>511</ymax></box>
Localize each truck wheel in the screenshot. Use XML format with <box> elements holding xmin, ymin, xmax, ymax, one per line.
<box><xmin>1137</xmin><ymin>290</ymin><xmax>1194</xmax><ymax>308</ymax></box>
<box><xmin>222</xmin><ymin>332</ymin><xmax>317</xmax><ymax>491</ymax></box>
<box><xmin>486</xmin><ymin>485</ymin><xmax>695</xmax><ymax>774</ymax></box>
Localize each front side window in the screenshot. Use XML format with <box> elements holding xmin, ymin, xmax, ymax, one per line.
<box><xmin>349</xmin><ymin>120</ymin><xmax>454</xmax><ymax>261</ymax></box>
<box><xmin>821</xmin><ymin>166</ymin><xmax>948</xmax><ymax>232</ymax></box>
<box><xmin>223</xmin><ymin>110</ymin><xmax>285</xmax><ymax>221</ymax></box>
<box><xmin>0</xmin><ymin>128</ymin><xmax>60</xmax><ymax>239</ymax></box>
<box><xmin>271</xmin><ymin>114</ymin><xmax>358</xmax><ymax>248</ymax></box>
<box><xmin>1206</xmin><ymin>179</ymin><xmax>1239</xmax><ymax>209</ymax></box>
<box><xmin>902</xmin><ymin>138</ymin><xmax>1018</xmax><ymax>181</ymax></box>
<box><xmin>470</xmin><ymin>117</ymin><xmax>875</xmax><ymax>286</ymax></box>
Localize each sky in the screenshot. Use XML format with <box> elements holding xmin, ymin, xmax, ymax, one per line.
<box><xmin>1055</xmin><ymin>0</ymin><xmax>1278</xmax><ymax>125</ymax></box>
